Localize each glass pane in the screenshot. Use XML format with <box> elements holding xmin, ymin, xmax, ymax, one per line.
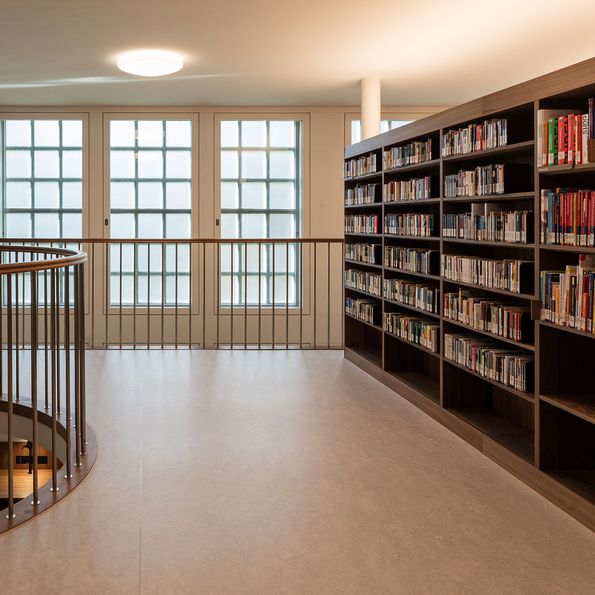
<box><xmin>34</xmin><ymin>150</ymin><xmax>60</xmax><ymax>178</ymax></box>
<box><xmin>137</xmin><ymin>121</ymin><xmax>163</xmax><ymax>147</ymax></box>
<box><xmin>138</xmin><ymin>213</ymin><xmax>163</xmax><ymax>238</ymax></box>
<box><xmin>166</xmin><ymin>121</ymin><xmax>191</xmax><ymax>147</ymax></box>
<box><xmin>149</xmin><ymin>275</ymin><xmax>163</xmax><ymax>305</ymax></box>
<box><xmin>34</xmin><ymin>121</ymin><xmax>60</xmax><ymax>146</ymax></box>
<box><xmin>111</xmin><ymin>150</ymin><xmax>135</xmax><ymax>178</ymax></box>
<box><xmin>269</xmin><ymin>214</ymin><xmax>295</xmax><ymax>238</ymax></box>
<box><xmin>111</xmin><ymin>121</ymin><xmax>135</xmax><ymax>147</ymax></box>
<box><xmin>5</xmin><ymin>120</ymin><xmax>31</xmax><ymax>146</ymax></box>
<box><xmin>240</xmin><ymin>213</ymin><xmax>266</xmax><ymax>238</ymax></box>
<box><xmin>241</xmin><ymin>182</ymin><xmax>266</xmax><ymax>209</ymax></box>
<box><xmin>220</xmin><ymin>121</ymin><xmax>239</xmax><ymax>148</ymax></box>
<box><xmin>241</xmin><ymin>151</ymin><xmax>266</xmax><ymax>179</ymax></box>
<box><xmin>246</xmin><ymin>276</ymin><xmax>261</xmax><ymax>305</ymax></box>
<box><xmin>34</xmin><ymin>181</ymin><xmax>59</xmax><ymax>208</ymax></box>
<box><xmin>137</xmin><ymin>150</ymin><xmax>163</xmax><ymax>178</ymax></box>
<box><xmin>165</xmin><ymin>244</ymin><xmax>190</xmax><ymax>273</ymax></box>
<box><xmin>273</xmin><ymin>275</ymin><xmax>295</xmax><ymax>304</ymax></box>
<box><xmin>269</xmin><ymin>151</ymin><xmax>294</xmax><ymax>178</ymax></box>
<box><xmin>166</xmin><ymin>150</ymin><xmax>191</xmax><ymax>178</ymax></box>
<box><xmin>62</xmin><ymin>120</ymin><xmax>82</xmax><ymax>147</ymax></box>
<box><xmin>220</xmin><ymin>182</ymin><xmax>239</xmax><ymax>209</ymax></box>
<box><xmin>241</xmin><ymin>121</ymin><xmax>266</xmax><ymax>147</ymax></box>
<box><xmin>351</xmin><ymin>120</ymin><xmax>361</xmax><ymax>144</ymax></box>
<box><xmin>35</xmin><ymin>213</ymin><xmax>60</xmax><ymax>237</ymax></box>
<box><xmin>62</xmin><ymin>213</ymin><xmax>82</xmax><ymax>237</ymax></box>
<box><xmin>221</xmin><ymin>150</ymin><xmax>238</xmax><ymax>178</ymax></box>
<box><xmin>269</xmin><ymin>121</ymin><xmax>295</xmax><ymax>147</ymax></box>
<box><xmin>6</xmin><ymin>150</ymin><xmax>31</xmax><ymax>178</ymax></box>
<box><xmin>269</xmin><ymin>182</ymin><xmax>295</xmax><ymax>209</ymax></box>
<box><xmin>62</xmin><ymin>182</ymin><xmax>82</xmax><ymax>209</ymax></box>
<box><xmin>111</xmin><ymin>244</ymin><xmax>135</xmax><ymax>273</ymax></box>
<box><xmin>166</xmin><ymin>182</ymin><xmax>191</xmax><ymax>210</ymax></box>
<box><xmin>111</xmin><ymin>182</ymin><xmax>135</xmax><ymax>209</ymax></box>
<box><xmin>221</xmin><ymin>213</ymin><xmax>238</xmax><ymax>238</ymax></box>
<box><xmin>62</xmin><ymin>150</ymin><xmax>82</xmax><ymax>178</ymax></box>
<box><xmin>166</xmin><ymin>213</ymin><xmax>191</xmax><ymax>238</ymax></box>
<box><xmin>5</xmin><ymin>181</ymin><xmax>31</xmax><ymax>208</ymax></box>
<box><xmin>5</xmin><ymin>213</ymin><xmax>31</xmax><ymax>236</ymax></box>
<box><xmin>166</xmin><ymin>275</ymin><xmax>189</xmax><ymax>306</ymax></box>
<box><xmin>138</xmin><ymin>182</ymin><xmax>163</xmax><ymax>209</ymax></box>
<box><xmin>111</xmin><ymin>213</ymin><xmax>136</xmax><ymax>238</ymax></box>
<box><xmin>246</xmin><ymin>244</ymin><xmax>268</xmax><ymax>273</ymax></box>
<box><xmin>274</xmin><ymin>244</ymin><xmax>296</xmax><ymax>272</ymax></box>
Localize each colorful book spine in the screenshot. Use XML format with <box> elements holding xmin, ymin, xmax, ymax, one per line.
<box><xmin>384</xmin><ymin>247</ymin><xmax>437</xmax><ymax>275</ymax></box>
<box><xmin>540</xmin><ymin>188</ymin><xmax>595</xmax><ymax>247</ymax></box>
<box><xmin>384</xmin><ymin>313</ymin><xmax>439</xmax><ymax>352</ymax></box>
<box><xmin>384</xmin><ymin>213</ymin><xmax>435</xmax><ymax>237</ymax></box>
<box><xmin>345</xmin><ymin>297</ymin><xmax>377</xmax><ymax>325</ymax></box>
<box><xmin>444</xmin><ymin>164</ymin><xmax>505</xmax><ymax>197</ymax></box>
<box><xmin>383</xmin><ymin>177</ymin><xmax>431</xmax><ymax>202</ymax></box>
<box><xmin>344</xmin><ymin>243</ymin><xmax>378</xmax><ymax>264</ymax></box>
<box><xmin>345</xmin><ymin>183</ymin><xmax>378</xmax><ymax>206</ymax></box>
<box><xmin>344</xmin><ymin>270</ymin><xmax>382</xmax><ymax>297</ymax></box>
<box><xmin>345</xmin><ymin>214</ymin><xmax>379</xmax><ymax>234</ymax></box>
<box><xmin>383</xmin><ymin>278</ymin><xmax>440</xmax><ymax>314</ymax></box>
<box><xmin>383</xmin><ymin>139</ymin><xmax>432</xmax><ymax>170</ymax></box>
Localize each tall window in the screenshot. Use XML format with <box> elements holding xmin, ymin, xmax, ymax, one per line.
<box><xmin>350</xmin><ymin>119</ymin><xmax>413</xmax><ymax>145</ymax></box>
<box><xmin>219</xmin><ymin>119</ymin><xmax>302</xmax><ymax>306</ymax></box>
<box><xmin>109</xmin><ymin>119</ymin><xmax>193</xmax><ymax>307</ymax></box>
<box><xmin>1</xmin><ymin>119</ymin><xmax>83</xmax><ymax>238</ymax></box>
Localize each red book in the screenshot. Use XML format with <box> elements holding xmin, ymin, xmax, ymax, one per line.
<box><xmin>568</xmin><ymin>114</ymin><xmax>576</xmax><ymax>164</ymax></box>
<box><xmin>576</xmin><ymin>114</ymin><xmax>583</xmax><ymax>164</ymax></box>
<box><xmin>591</xmin><ymin>191</ymin><xmax>595</xmax><ymax>247</ymax></box>
<box><xmin>558</xmin><ymin>115</ymin><xmax>568</xmax><ymax>163</ymax></box>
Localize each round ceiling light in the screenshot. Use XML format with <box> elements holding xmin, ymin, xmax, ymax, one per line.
<box><xmin>117</xmin><ymin>49</ymin><xmax>184</xmax><ymax>77</ymax></box>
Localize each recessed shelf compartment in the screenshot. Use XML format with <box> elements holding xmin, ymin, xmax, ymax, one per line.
<box><xmin>442</xmin><ymin>140</ymin><xmax>534</xmax><ymax>164</ymax></box>
<box><xmin>345</xmin><ymin>314</ymin><xmax>382</xmax><ymax>368</ymax></box>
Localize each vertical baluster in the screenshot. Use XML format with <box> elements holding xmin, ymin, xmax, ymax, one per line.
<box><xmin>201</xmin><ymin>243</ymin><xmax>205</xmax><ymax>349</ymax></box>
<box><xmin>105</xmin><ymin>242</ymin><xmax>109</xmax><ymax>349</ymax></box>
<box><xmin>188</xmin><ymin>242</ymin><xmax>192</xmax><ymax>350</ymax></box>
<box><xmin>44</xmin><ymin>270</ymin><xmax>49</xmax><ymax>409</ymax></box>
<box><xmin>64</xmin><ymin>265</ymin><xmax>72</xmax><ymax>480</ymax></box>
<box><xmin>161</xmin><ymin>242</ymin><xmax>165</xmax><ymax>349</ymax></box>
<box><xmin>91</xmin><ymin>243</ymin><xmax>95</xmax><ymax>348</ymax></box>
<box><xmin>56</xmin><ymin>265</ymin><xmax>61</xmax><ymax>414</ymax></box>
<box><xmin>272</xmin><ymin>243</ymin><xmax>275</xmax><ymax>349</ymax></box>
<box><xmin>147</xmin><ymin>244</ymin><xmax>151</xmax><ymax>349</ymax></box>
<box><xmin>79</xmin><ymin>262</ymin><xmax>87</xmax><ymax>455</ymax></box>
<box><xmin>15</xmin><ymin>254</ymin><xmax>20</xmax><ymax>403</ymax></box>
<box><xmin>327</xmin><ymin>241</ymin><xmax>331</xmax><ymax>350</ymax></box>
<box><xmin>133</xmin><ymin>243</ymin><xmax>137</xmax><ymax>349</ymax></box>
<box><xmin>314</xmin><ymin>242</ymin><xmax>317</xmax><ymax>349</ymax></box>
<box><xmin>119</xmin><ymin>242</ymin><xmax>123</xmax><ymax>349</ymax></box>
<box><xmin>299</xmin><ymin>242</ymin><xmax>303</xmax><ymax>349</ymax></box>
<box><xmin>6</xmin><ymin>274</ymin><xmax>15</xmax><ymax>519</ymax></box>
<box><xmin>341</xmin><ymin>241</ymin><xmax>345</xmax><ymax>348</ymax></box>
<box><xmin>244</xmin><ymin>242</ymin><xmax>247</xmax><ymax>349</ymax></box>
<box><xmin>74</xmin><ymin>264</ymin><xmax>81</xmax><ymax>468</ymax></box>
<box><xmin>258</xmin><ymin>241</ymin><xmax>262</xmax><ymax>349</ymax></box>
<box><xmin>175</xmin><ymin>242</ymin><xmax>179</xmax><ymax>349</ymax></box>
<box><xmin>216</xmin><ymin>244</ymin><xmax>220</xmax><ymax>349</ymax></box>
<box><xmin>286</xmin><ymin>241</ymin><xmax>289</xmax><ymax>350</ymax></box>
<box><xmin>31</xmin><ymin>269</ymin><xmax>40</xmax><ymax>505</ymax></box>
<box><xmin>50</xmin><ymin>269</ymin><xmax>58</xmax><ymax>493</ymax></box>
<box><xmin>230</xmin><ymin>242</ymin><xmax>234</xmax><ymax>349</ymax></box>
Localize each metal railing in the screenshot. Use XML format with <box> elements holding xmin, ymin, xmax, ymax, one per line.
<box><xmin>1</xmin><ymin>238</ymin><xmax>345</xmax><ymax>350</ymax></box>
<box><xmin>0</xmin><ymin>245</ymin><xmax>93</xmax><ymax>531</ymax></box>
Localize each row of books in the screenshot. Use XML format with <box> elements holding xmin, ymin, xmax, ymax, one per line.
<box><xmin>537</xmin><ymin>104</ymin><xmax>594</xmax><ymax>167</ymax></box>
<box><xmin>444</xmin><ymin>164</ymin><xmax>505</xmax><ymax>197</ymax></box>
<box><xmin>540</xmin><ymin>254</ymin><xmax>595</xmax><ymax>334</ymax></box>
<box><xmin>384</xmin><ymin>246</ymin><xmax>438</xmax><ymax>275</ymax></box>
<box><xmin>384</xmin><ymin>278</ymin><xmax>440</xmax><ymax>314</ymax></box>
<box><xmin>345</xmin><ymin>214</ymin><xmax>379</xmax><ymax>234</ymax></box>
<box><xmin>383</xmin><ymin>177</ymin><xmax>432</xmax><ymax>202</ymax></box>
<box><xmin>442</xmin><ymin>206</ymin><xmax>532</xmax><ymax>243</ymax></box>
<box><xmin>345</xmin><ymin>183</ymin><xmax>378</xmax><ymax>206</ymax></box>
<box><xmin>344</xmin><ymin>243</ymin><xmax>378</xmax><ymax>264</ymax></box>
<box><xmin>384</xmin><ymin>312</ymin><xmax>439</xmax><ymax>352</ymax></box>
<box><xmin>383</xmin><ymin>139</ymin><xmax>433</xmax><ymax>170</ymax></box>
<box><xmin>345</xmin><ymin>297</ymin><xmax>377</xmax><ymax>326</ymax></box>
<box><xmin>344</xmin><ymin>269</ymin><xmax>382</xmax><ymax>297</ymax></box>
<box><xmin>384</xmin><ymin>213</ymin><xmax>435</xmax><ymax>237</ymax></box>
<box><xmin>443</xmin><ymin>290</ymin><xmax>531</xmax><ymax>343</ymax></box>
<box><xmin>441</xmin><ymin>118</ymin><xmax>508</xmax><ymax>157</ymax></box>
<box><xmin>345</xmin><ymin>153</ymin><xmax>377</xmax><ymax>178</ymax></box>
<box><xmin>540</xmin><ymin>188</ymin><xmax>595</xmax><ymax>247</ymax></box>
<box><xmin>441</xmin><ymin>255</ymin><xmax>531</xmax><ymax>294</ymax></box>
<box><xmin>444</xmin><ymin>333</ymin><xmax>533</xmax><ymax>392</ymax></box>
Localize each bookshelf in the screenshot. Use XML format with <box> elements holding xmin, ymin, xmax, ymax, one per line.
<box><xmin>344</xmin><ymin>58</ymin><xmax>595</xmax><ymax>531</ymax></box>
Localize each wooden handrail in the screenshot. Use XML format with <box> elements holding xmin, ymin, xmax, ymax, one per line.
<box><xmin>0</xmin><ymin>245</ymin><xmax>87</xmax><ymax>275</ymax></box>
<box><xmin>1</xmin><ymin>237</ymin><xmax>344</xmax><ymax>245</ymax></box>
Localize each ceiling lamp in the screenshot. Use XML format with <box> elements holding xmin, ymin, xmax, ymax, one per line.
<box><xmin>117</xmin><ymin>49</ymin><xmax>184</xmax><ymax>77</ymax></box>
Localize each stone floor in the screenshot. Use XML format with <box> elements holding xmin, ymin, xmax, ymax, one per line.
<box><xmin>0</xmin><ymin>350</ymin><xmax>593</xmax><ymax>594</ymax></box>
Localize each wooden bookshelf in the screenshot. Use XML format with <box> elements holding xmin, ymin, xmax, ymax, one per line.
<box><xmin>344</xmin><ymin>57</ymin><xmax>595</xmax><ymax>531</ymax></box>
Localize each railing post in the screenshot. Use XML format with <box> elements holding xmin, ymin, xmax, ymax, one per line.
<box><xmin>30</xmin><ymin>270</ymin><xmax>40</xmax><ymax>505</ymax></box>
<box><xmin>6</xmin><ymin>274</ymin><xmax>15</xmax><ymax>519</ymax></box>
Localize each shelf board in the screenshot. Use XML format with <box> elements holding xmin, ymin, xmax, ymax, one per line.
<box><xmin>442</xmin><ymin>238</ymin><xmax>535</xmax><ymax>248</ymax></box>
<box><xmin>444</xmin><ymin>357</ymin><xmax>534</xmax><ymax>403</ymax></box>
<box><xmin>383</xmin><ymin>266</ymin><xmax>441</xmax><ymax>281</ymax></box>
<box><xmin>442</xmin><ymin>278</ymin><xmax>535</xmax><ymax>301</ymax></box>
<box><xmin>540</xmin><ymin>394</ymin><xmax>595</xmax><ymax>425</ymax></box>
<box><xmin>443</xmin><ymin>317</ymin><xmax>535</xmax><ymax>351</ymax></box>
<box><xmin>344</xmin><ymin>202</ymin><xmax>383</xmax><ymax>210</ymax></box>
<box><xmin>384</xmin><ymin>297</ymin><xmax>441</xmax><ymax>319</ymax></box>
<box><xmin>344</xmin><ymin>311</ymin><xmax>382</xmax><ymax>332</ymax></box>
<box><xmin>344</xmin><ymin>259</ymin><xmax>383</xmax><ymax>270</ymax></box>
<box><xmin>539</xmin><ymin>320</ymin><xmax>595</xmax><ymax>340</ymax></box>
<box><xmin>383</xmin><ymin>198</ymin><xmax>441</xmax><ymax>207</ymax></box>
<box><xmin>442</xmin><ymin>140</ymin><xmax>534</xmax><ymax>163</ymax></box>
<box><xmin>547</xmin><ymin>471</ymin><xmax>595</xmax><ymax>505</ymax></box>
<box><xmin>539</xmin><ymin>162</ymin><xmax>595</xmax><ymax>175</ymax></box>
<box><xmin>344</xmin><ymin>171</ymin><xmax>382</xmax><ymax>182</ymax></box>
<box><xmin>344</xmin><ymin>285</ymin><xmax>383</xmax><ymax>300</ymax></box>
<box><xmin>383</xmin><ymin>158</ymin><xmax>440</xmax><ymax>175</ymax></box>
<box><xmin>384</xmin><ymin>330</ymin><xmax>440</xmax><ymax>358</ymax></box>
<box><xmin>384</xmin><ymin>234</ymin><xmax>440</xmax><ymax>242</ymax></box>
<box><xmin>344</xmin><ymin>232</ymin><xmax>382</xmax><ymax>238</ymax></box>
<box><xmin>386</xmin><ymin>369</ymin><xmax>440</xmax><ymax>403</ymax></box>
<box><xmin>345</xmin><ymin>343</ymin><xmax>382</xmax><ymax>368</ymax></box>
<box><xmin>539</xmin><ymin>244</ymin><xmax>595</xmax><ymax>254</ymax></box>
<box><xmin>448</xmin><ymin>407</ymin><xmax>534</xmax><ymax>462</ymax></box>
<box><xmin>443</xmin><ymin>191</ymin><xmax>535</xmax><ymax>204</ymax></box>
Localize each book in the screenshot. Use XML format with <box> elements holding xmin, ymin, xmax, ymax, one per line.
<box><xmin>442</xmin><ymin>118</ymin><xmax>507</xmax><ymax>157</ymax></box>
<box><xmin>345</xmin><ymin>214</ymin><xmax>379</xmax><ymax>234</ymax></box>
<box><xmin>384</xmin><ymin>312</ymin><xmax>439</xmax><ymax>352</ymax></box>
<box><xmin>383</xmin><ymin>139</ymin><xmax>432</xmax><ymax>170</ymax></box>
<box><xmin>384</xmin><ymin>247</ymin><xmax>439</xmax><ymax>275</ymax></box>
<box><xmin>344</xmin><ymin>270</ymin><xmax>382</xmax><ymax>296</ymax></box>
<box><xmin>540</xmin><ymin>188</ymin><xmax>595</xmax><ymax>247</ymax></box>
<box><xmin>384</xmin><ymin>278</ymin><xmax>440</xmax><ymax>314</ymax></box>
<box><xmin>384</xmin><ymin>213</ymin><xmax>435</xmax><ymax>237</ymax></box>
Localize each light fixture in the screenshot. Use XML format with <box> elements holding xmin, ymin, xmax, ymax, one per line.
<box><xmin>117</xmin><ymin>49</ymin><xmax>184</xmax><ymax>77</ymax></box>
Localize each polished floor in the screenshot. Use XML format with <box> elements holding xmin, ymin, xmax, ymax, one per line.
<box><xmin>0</xmin><ymin>350</ymin><xmax>594</xmax><ymax>594</ymax></box>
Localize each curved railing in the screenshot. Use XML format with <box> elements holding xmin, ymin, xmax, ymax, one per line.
<box><xmin>0</xmin><ymin>245</ymin><xmax>95</xmax><ymax>533</ymax></box>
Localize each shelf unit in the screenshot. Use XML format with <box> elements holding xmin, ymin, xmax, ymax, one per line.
<box><xmin>344</xmin><ymin>58</ymin><xmax>595</xmax><ymax>531</ymax></box>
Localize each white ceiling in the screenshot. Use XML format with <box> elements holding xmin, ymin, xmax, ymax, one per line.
<box><xmin>1</xmin><ymin>0</ymin><xmax>594</xmax><ymax>107</ymax></box>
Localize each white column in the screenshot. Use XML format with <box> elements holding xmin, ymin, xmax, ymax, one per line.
<box><xmin>360</xmin><ymin>78</ymin><xmax>381</xmax><ymax>140</ymax></box>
